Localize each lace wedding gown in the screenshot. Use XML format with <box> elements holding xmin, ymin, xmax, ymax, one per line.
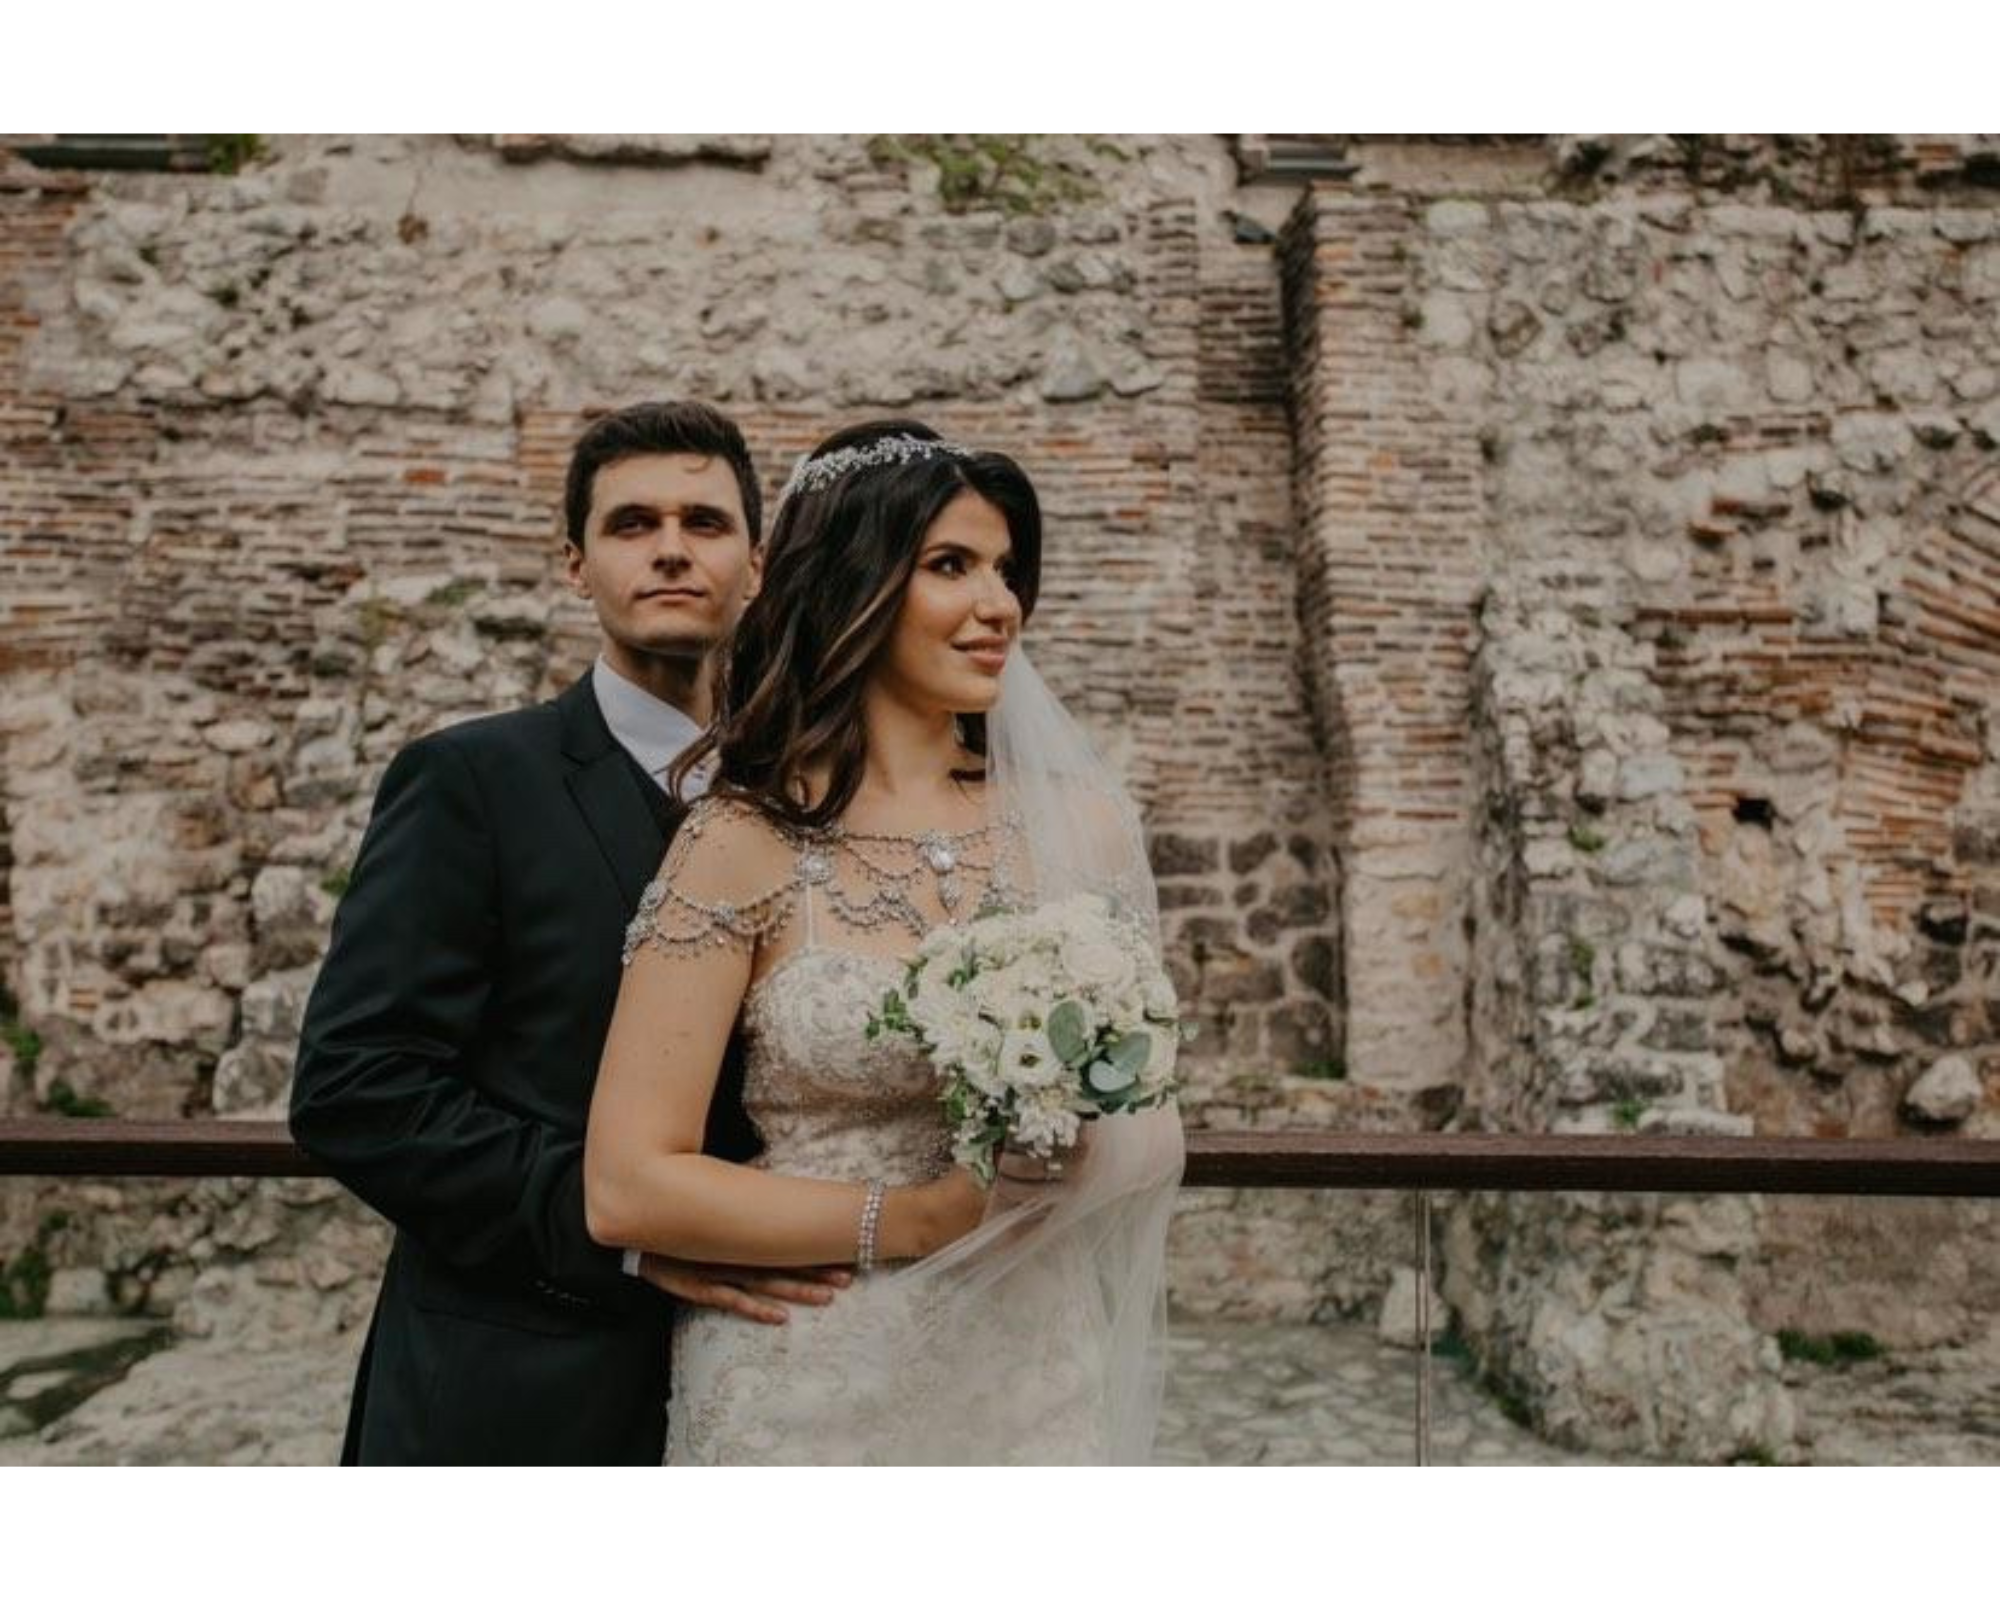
<box><xmin>628</xmin><ymin>797</ymin><xmax>1175</xmax><ymax>1466</ymax></box>
<box><xmin>667</xmin><ymin>944</ymin><xmax>1119</xmax><ymax>1465</ymax></box>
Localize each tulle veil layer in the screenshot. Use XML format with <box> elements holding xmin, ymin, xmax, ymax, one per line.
<box><xmin>845</xmin><ymin>650</ymin><xmax>1186</xmax><ymax>1464</ymax></box>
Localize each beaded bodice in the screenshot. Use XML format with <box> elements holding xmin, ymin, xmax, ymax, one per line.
<box><xmin>621</xmin><ymin>795</ymin><xmax>1031</xmax><ymax>1183</ymax></box>
<box><xmin>738</xmin><ymin>947</ymin><xmax>950</xmax><ymax>1183</ymax></box>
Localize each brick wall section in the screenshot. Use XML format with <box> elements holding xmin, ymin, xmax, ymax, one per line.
<box><xmin>1281</xmin><ymin>188</ymin><xmax>1484</xmax><ymax>1090</ymax></box>
<box><xmin>1638</xmin><ymin>460</ymin><xmax>2000</xmax><ymax>932</ymax></box>
<box><xmin>0</xmin><ymin>162</ymin><xmax>90</xmax><ymax>975</ymax></box>
<box><xmin>1410</xmin><ymin>188</ymin><xmax>2000</xmax><ymax>1451</ymax></box>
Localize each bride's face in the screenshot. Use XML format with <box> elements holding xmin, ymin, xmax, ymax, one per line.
<box><xmin>875</xmin><ymin>489</ymin><xmax>1023</xmax><ymax>716</ymax></box>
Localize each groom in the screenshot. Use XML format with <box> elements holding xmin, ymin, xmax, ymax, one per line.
<box><xmin>291</xmin><ymin>400</ymin><xmax>837</xmax><ymax>1464</ymax></box>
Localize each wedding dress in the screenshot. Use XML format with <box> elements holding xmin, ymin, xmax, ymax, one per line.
<box><xmin>628</xmin><ymin>653</ymin><xmax>1185</xmax><ymax>1466</ymax></box>
<box><xmin>665</xmin><ymin>907</ymin><xmax>1119</xmax><ymax>1464</ymax></box>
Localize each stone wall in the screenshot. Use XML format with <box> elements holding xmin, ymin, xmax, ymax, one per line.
<box><xmin>4</xmin><ymin>136</ymin><xmax>1998</xmax><ymax>1456</ymax></box>
<box><xmin>1277</xmin><ymin>171</ymin><xmax>2000</xmax><ymax>1455</ymax></box>
<box><xmin>0</xmin><ymin>134</ymin><xmax>1342</xmax><ymax>1335</ymax></box>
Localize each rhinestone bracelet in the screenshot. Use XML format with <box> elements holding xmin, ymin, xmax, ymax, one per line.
<box><xmin>856</xmin><ymin>1178</ymin><xmax>887</xmax><ymax>1274</ymax></box>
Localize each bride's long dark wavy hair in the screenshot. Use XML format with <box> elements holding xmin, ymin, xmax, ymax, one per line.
<box><xmin>669</xmin><ymin>419</ymin><xmax>1043</xmax><ymax>829</ymax></box>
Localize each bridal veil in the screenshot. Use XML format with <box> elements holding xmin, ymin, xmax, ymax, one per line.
<box><xmin>854</xmin><ymin>649</ymin><xmax>1186</xmax><ymax>1464</ymax></box>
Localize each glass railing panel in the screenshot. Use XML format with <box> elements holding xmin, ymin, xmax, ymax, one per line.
<box><xmin>1405</xmin><ymin>1188</ymin><xmax>1999</xmax><ymax>1466</ymax></box>
<box><xmin>4</xmin><ymin>1155</ymin><xmax>1996</xmax><ymax>1465</ymax></box>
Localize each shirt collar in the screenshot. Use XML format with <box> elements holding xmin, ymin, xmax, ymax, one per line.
<box><xmin>590</xmin><ymin>656</ymin><xmax>705</xmax><ymax>783</ymax></box>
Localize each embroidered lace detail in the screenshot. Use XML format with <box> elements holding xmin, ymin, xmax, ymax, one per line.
<box><xmin>664</xmin><ymin>943</ymin><xmax>1104</xmax><ymax>1466</ymax></box>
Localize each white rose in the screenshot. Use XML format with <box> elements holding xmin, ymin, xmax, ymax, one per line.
<box><xmin>909</xmin><ymin>964</ymin><xmax>980</xmax><ymax>1038</ymax></box>
<box><xmin>967</xmin><ymin>971</ymin><xmax>1024</xmax><ymax>1031</ymax></box>
<box><xmin>917</xmin><ymin>924</ymin><xmax>970</xmax><ymax>968</ymax></box>
<box><xmin>1064</xmin><ymin>937</ymin><xmax>1134</xmax><ymax>994</ymax></box>
<box><xmin>1106</xmin><ymin>990</ymin><xmax>1146</xmax><ymax>1033</ymax></box>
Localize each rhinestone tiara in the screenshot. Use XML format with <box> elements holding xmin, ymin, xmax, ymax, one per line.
<box><xmin>779</xmin><ymin>434</ymin><xmax>978</xmax><ymax>505</ymax></box>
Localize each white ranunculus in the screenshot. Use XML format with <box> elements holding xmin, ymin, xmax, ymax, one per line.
<box><xmin>998</xmin><ymin>1026</ymin><xmax>1066</xmax><ymax>1090</ymax></box>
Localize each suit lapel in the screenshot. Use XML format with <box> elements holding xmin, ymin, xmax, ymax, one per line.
<box><xmin>557</xmin><ymin>675</ymin><xmax>679</xmax><ymax>911</ymax></box>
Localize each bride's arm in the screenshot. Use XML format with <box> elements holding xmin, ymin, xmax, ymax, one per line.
<box><xmin>584</xmin><ymin>803</ymin><xmax>982</xmax><ymax>1268</ymax></box>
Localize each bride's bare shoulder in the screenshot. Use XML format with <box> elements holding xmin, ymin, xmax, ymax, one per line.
<box><xmin>666</xmin><ymin>794</ymin><xmax>801</xmax><ymax>888</ymax></box>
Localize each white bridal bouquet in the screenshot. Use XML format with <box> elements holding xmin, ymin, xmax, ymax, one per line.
<box><xmin>865</xmin><ymin>893</ymin><xmax>1186</xmax><ymax>1184</ymax></box>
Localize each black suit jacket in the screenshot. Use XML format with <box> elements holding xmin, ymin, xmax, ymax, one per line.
<box><xmin>290</xmin><ymin>674</ymin><xmax>754</xmax><ymax>1464</ymax></box>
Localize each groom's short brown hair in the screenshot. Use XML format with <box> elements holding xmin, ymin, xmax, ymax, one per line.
<box><xmin>563</xmin><ymin>401</ymin><xmax>763</xmax><ymax>548</ymax></box>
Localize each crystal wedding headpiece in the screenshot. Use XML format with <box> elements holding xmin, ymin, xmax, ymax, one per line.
<box><xmin>778</xmin><ymin>434</ymin><xmax>979</xmax><ymax>506</ymax></box>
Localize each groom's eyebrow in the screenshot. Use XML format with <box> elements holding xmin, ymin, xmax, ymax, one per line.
<box><xmin>602</xmin><ymin>498</ymin><xmax>740</xmax><ymax>529</ymax></box>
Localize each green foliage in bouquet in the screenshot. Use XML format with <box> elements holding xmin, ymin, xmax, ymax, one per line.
<box><xmin>865</xmin><ymin>897</ymin><xmax>1185</xmax><ymax>1186</ymax></box>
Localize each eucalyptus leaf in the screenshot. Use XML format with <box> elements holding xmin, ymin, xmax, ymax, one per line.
<box><xmin>1087</xmin><ymin>1055</ymin><xmax>1138</xmax><ymax>1094</ymax></box>
<box><xmin>1106</xmin><ymin>1030</ymin><xmax>1152</xmax><ymax>1078</ymax></box>
<box><xmin>1047</xmin><ymin>999</ymin><xmax>1091</xmax><ymax>1066</ymax></box>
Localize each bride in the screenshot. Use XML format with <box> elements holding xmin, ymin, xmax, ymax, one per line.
<box><xmin>583</xmin><ymin>420</ymin><xmax>1184</xmax><ymax>1465</ymax></box>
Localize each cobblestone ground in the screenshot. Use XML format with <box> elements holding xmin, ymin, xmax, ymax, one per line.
<box><xmin>3</xmin><ymin>1316</ymin><xmax>1996</xmax><ymax>1466</ymax></box>
<box><xmin>1154</xmin><ymin>1323</ymin><xmax>1615</xmax><ymax>1464</ymax></box>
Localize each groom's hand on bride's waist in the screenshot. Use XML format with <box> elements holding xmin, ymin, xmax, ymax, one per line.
<box><xmin>636</xmin><ymin>1255</ymin><xmax>852</xmax><ymax>1325</ymax></box>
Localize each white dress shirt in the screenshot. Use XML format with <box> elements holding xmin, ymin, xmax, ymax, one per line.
<box><xmin>592</xmin><ymin>655</ymin><xmax>709</xmax><ymax>797</ymax></box>
<box><xmin>590</xmin><ymin>656</ymin><xmax>709</xmax><ymax>1278</ymax></box>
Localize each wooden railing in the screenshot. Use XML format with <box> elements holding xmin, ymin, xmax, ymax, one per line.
<box><xmin>3</xmin><ymin>1120</ymin><xmax>1996</xmax><ymax>1193</ymax></box>
<box><xmin>3</xmin><ymin>1119</ymin><xmax>1994</xmax><ymax>1466</ymax></box>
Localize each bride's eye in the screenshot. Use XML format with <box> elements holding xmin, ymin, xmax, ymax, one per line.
<box><xmin>929</xmin><ymin>553</ymin><xmax>966</xmax><ymax>576</ymax></box>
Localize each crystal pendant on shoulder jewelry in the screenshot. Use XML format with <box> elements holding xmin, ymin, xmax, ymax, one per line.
<box><xmin>918</xmin><ymin>831</ymin><xmax>963</xmax><ymax>917</ymax></box>
<box><xmin>916</xmin><ymin>831</ymin><xmax>957</xmax><ymax>875</ymax></box>
<box><xmin>796</xmin><ymin>848</ymin><xmax>834</xmax><ymax>887</ymax></box>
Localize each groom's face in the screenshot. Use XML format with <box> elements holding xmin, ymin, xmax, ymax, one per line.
<box><xmin>564</xmin><ymin>452</ymin><xmax>760</xmax><ymax>663</ymax></box>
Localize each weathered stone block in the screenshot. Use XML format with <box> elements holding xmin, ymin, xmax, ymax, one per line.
<box><xmin>1290</xmin><ymin>936</ymin><xmax>1338</xmax><ymax>1001</ymax></box>
<box><xmin>1263</xmin><ymin>1001</ymin><xmax>1333</xmax><ymax>1068</ymax></box>
<box><xmin>1228</xmin><ymin>832</ymin><xmax>1278</xmax><ymax>874</ymax></box>
<box><xmin>1902</xmin><ymin>1054</ymin><xmax>1983</xmax><ymax>1125</ymax></box>
<box><xmin>1148</xmin><ymin>834</ymin><xmax>1219</xmax><ymax>879</ymax></box>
